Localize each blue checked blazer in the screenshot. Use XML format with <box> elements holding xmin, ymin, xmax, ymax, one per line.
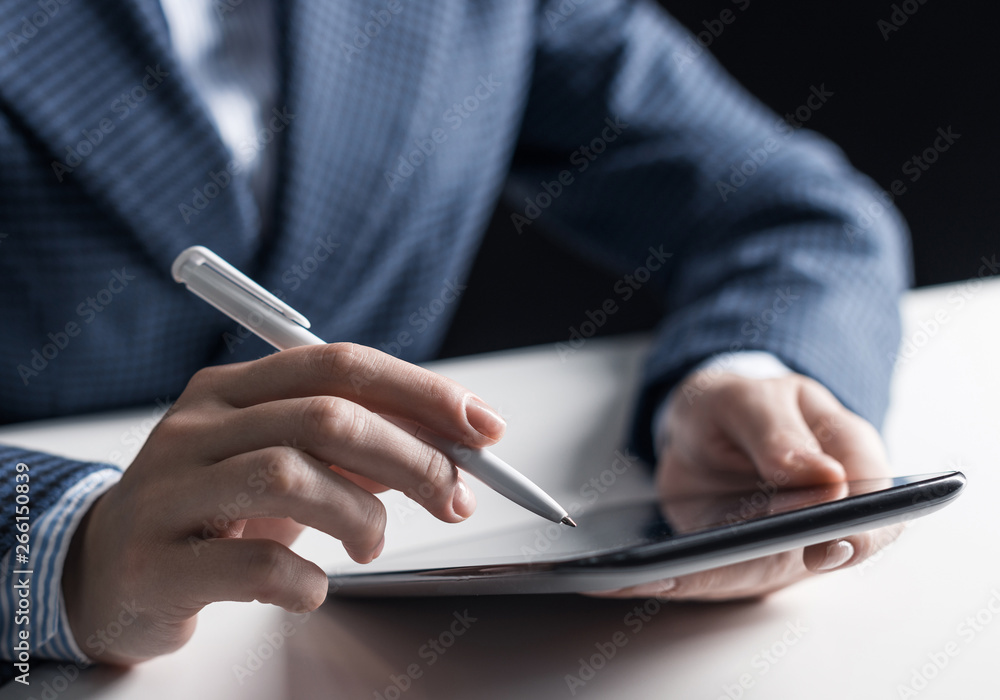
<box><xmin>0</xmin><ymin>0</ymin><xmax>909</xmax><ymax>663</ymax></box>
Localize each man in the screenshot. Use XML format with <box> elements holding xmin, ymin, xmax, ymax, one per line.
<box><xmin>0</xmin><ymin>0</ymin><xmax>908</xmax><ymax>668</ymax></box>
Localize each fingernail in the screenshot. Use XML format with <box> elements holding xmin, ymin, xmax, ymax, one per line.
<box><xmin>465</xmin><ymin>396</ymin><xmax>506</xmax><ymax>440</ymax></box>
<box><xmin>817</xmin><ymin>540</ymin><xmax>854</xmax><ymax>572</ymax></box>
<box><xmin>452</xmin><ymin>479</ymin><xmax>476</xmax><ymax>519</ymax></box>
<box><xmin>371</xmin><ymin>535</ymin><xmax>385</xmax><ymax>560</ymax></box>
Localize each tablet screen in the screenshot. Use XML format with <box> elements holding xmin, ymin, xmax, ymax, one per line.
<box><xmin>349</xmin><ymin>474</ymin><xmax>944</xmax><ymax>572</ymax></box>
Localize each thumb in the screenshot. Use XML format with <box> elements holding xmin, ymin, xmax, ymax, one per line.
<box><xmin>719</xmin><ymin>379</ymin><xmax>846</xmax><ymax>488</ymax></box>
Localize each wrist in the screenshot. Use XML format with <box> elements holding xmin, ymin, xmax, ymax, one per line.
<box><xmin>61</xmin><ymin>489</ymin><xmax>103</xmax><ymax>662</ymax></box>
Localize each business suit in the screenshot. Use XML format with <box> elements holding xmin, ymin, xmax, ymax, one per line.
<box><xmin>0</xmin><ymin>0</ymin><xmax>908</xmax><ymax>666</ymax></box>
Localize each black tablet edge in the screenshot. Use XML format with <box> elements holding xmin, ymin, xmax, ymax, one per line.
<box><xmin>328</xmin><ymin>471</ymin><xmax>965</xmax><ymax>596</ymax></box>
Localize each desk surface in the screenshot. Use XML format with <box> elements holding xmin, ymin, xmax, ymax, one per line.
<box><xmin>2</xmin><ymin>278</ymin><xmax>999</xmax><ymax>700</ymax></box>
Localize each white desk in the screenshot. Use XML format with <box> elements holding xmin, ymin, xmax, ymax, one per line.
<box><xmin>3</xmin><ymin>278</ymin><xmax>999</xmax><ymax>700</ymax></box>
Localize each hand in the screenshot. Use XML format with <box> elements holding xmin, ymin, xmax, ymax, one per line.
<box><xmin>61</xmin><ymin>343</ymin><xmax>506</xmax><ymax>664</ymax></box>
<box><xmin>589</xmin><ymin>371</ymin><xmax>901</xmax><ymax>600</ymax></box>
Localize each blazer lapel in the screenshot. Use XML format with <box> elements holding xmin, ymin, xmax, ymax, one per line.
<box><xmin>257</xmin><ymin>0</ymin><xmax>463</xmax><ymax>329</ymax></box>
<box><xmin>0</xmin><ymin>0</ymin><xmax>260</xmax><ymax>274</ymax></box>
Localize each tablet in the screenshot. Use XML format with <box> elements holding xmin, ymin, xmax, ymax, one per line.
<box><xmin>328</xmin><ymin>471</ymin><xmax>965</xmax><ymax>597</ymax></box>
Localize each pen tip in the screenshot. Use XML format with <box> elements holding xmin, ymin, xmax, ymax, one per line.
<box><xmin>561</xmin><ymin>516</ymin><xmax>577</xmax><ymax>527</ymax></box>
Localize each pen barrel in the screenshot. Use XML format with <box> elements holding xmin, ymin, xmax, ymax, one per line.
<box><xmin>414</xmin><ymin>429</ymin><xmax>569</xmax><ymax>523</ymax></box>
<box><xmin>182</xmin><ymin>265</ymin><xmax>325</xmax><ymax>350</ymax></box>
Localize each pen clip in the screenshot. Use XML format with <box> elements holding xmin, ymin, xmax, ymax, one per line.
<box><xmin>171</xmin><ymin>246</ymin><xmax>312</xmax><ymax>329</ymax></box>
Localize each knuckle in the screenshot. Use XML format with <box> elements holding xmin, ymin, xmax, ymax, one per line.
<box><xmin>260</xmin><ymin>448</ymin><xmax>306</xmax><ymax>497</ymax></box>
<box><xmin>244</xmin><ymin>541</ymin><xmax>288</xmax><ymax>602</ymax></box>
<box><xmin>847</xmin><ymin>413</ymin><xmax>880</xmax><ymax>440</ymax></box>
<box><xmin>307</xmin><ymin>396</ymin><xmax>369</xmax><ymax>446</ymax></box>
<box><xmin>713</xmin><ymin>376</ymin><xmax>755</xmax><ymax>406</ymax></box>
<box><xmin>147</xmin><ymin>410</ymin><xmax>201</xmax><ymax>452</ymax></box>
<box><xmin>185</xmin><ymin>365</ymin><xmax>227</xmax><ymax>398</ymax></box>
<box><xmin>186</xmin><ymin>366</ymin><xmax>214</xmax><ymax>392</ymax></box>
<box><xmin>800</xmin><ymin>373</ymin><xmax>838</xmax><ymax>400</ymax></box>
<box><xmin>320</xmin><ymin>342</ymin><xmax>361</xmax><ymax>378</ymax></box>
<box><xmin>763</xmin><ymin>428</ymin><xmax>814</xmax><ymax>456</ymax></box>
<box><xmin>413</xmin><ymin>447</ymin><xmax>456</xmax><ymax>506</ymax></box>
<box><xmin>148</xmin><ymin>412</ymin><xmax>185</xmax><ymax>443</ymax></box>
<box><xmin>319</xmin><ymin>342</ymin><xmax>381</xmax><ymax>384</ymax></box>
<box><xmin>350</xmin><ymin>496</ymin><xmax>387</xmax><ymax>551</ymax></box>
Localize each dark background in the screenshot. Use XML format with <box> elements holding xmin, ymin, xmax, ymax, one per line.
<box><xmin>439</xmin><ymin>0</ymin><xmax>997</xmax><ymax>358</ymax></box>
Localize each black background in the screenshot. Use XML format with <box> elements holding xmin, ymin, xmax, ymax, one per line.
<box><xmin>439</xmin><ymin>0</ymin><xmax>996</xmax><ymax>358</ymax></box>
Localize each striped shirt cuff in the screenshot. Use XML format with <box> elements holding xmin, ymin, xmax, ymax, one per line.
<box><xmin>1</xmin><ymin>467</ymin><xmax>122</xmax><ymax>665</ymax></box>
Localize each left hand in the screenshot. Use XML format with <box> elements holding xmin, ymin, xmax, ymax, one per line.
<box><xmin>588</xmin><ymin>370</ymin><xmax>902</xmax><ymax>600</ymax></box>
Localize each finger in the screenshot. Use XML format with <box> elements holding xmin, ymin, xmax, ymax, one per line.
<box><xmin>180</xmin><ymin>538</ymin><xmax>329</xmax><ymax>613</ymax></box>
<box><xmin>581</xmin><ymin>578</ymin><xmax>680</xmax><ymax>600</ymax></box>
<box><xmin>803</xmin><ymin>522</ymin><xmax>904</xmax><ymax>573</ymax></box>
<box><xmin>242</xmin><ymin>517</ymin><xmax>304</xmax><ymax>548</ymax></box>
<box><xmin>192</xmin><ymin>343</ymin><xmax>505</xmax><ymax>447</ymax></box>
<box><xmin>198</xmin><ymin>401</ymin><xmax>476</xmax><ymax>522</ymax></box>
<box><xmin>798</xmin><ymin>380</ymin><xmax>890</xmax><ymax>481</ymax></box>
<box><xmin>585</xmin><ymin>549</ymin><xmax>810</xmax><ymax>601</ymax></box>
<box><xmin>717</xmin><ymin>380</ymin><xmax>845</xmax><ymax>487</ymax></box>
<box><xmin>186</xmin><ymin>447</ymin><xmax>390</xmax><ymax>562</ymax></box>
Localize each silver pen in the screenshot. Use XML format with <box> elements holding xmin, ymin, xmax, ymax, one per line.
<box><xmin>171</xmin><ymin>246</ymin><xmax>576</xmax><ymax>527</ymax></box>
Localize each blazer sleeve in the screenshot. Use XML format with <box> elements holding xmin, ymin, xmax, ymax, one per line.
<box><xmin>1</xmin><ymin>446</ymin><xmax>122</xmax><ymax>674</ymax></box>
<box><xmin>506</xmin><ymin>0</ymin><xmax>911</xmax><ymax>462</ymax></box>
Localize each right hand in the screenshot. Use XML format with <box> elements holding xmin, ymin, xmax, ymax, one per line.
<box><xmin>61</xmin><ymin>343</ymin><xmax>506</xmax><ymax>664</ymax></box>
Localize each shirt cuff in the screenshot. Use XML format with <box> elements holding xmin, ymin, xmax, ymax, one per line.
<box><xmin>2</xmin><ymin>467</ymin><xmax>122</xmax><ymax>665</ymax></box>
<box><xmin>651</xmin><ymin>351</ymin><xmax>793</xmax><ymax>457</ymax></box>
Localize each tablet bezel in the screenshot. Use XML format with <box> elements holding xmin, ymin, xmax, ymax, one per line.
<box><xmin>328</xmin><ymin>471</ymin><xmax>966</xmax><ymax>597</ymax></box>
